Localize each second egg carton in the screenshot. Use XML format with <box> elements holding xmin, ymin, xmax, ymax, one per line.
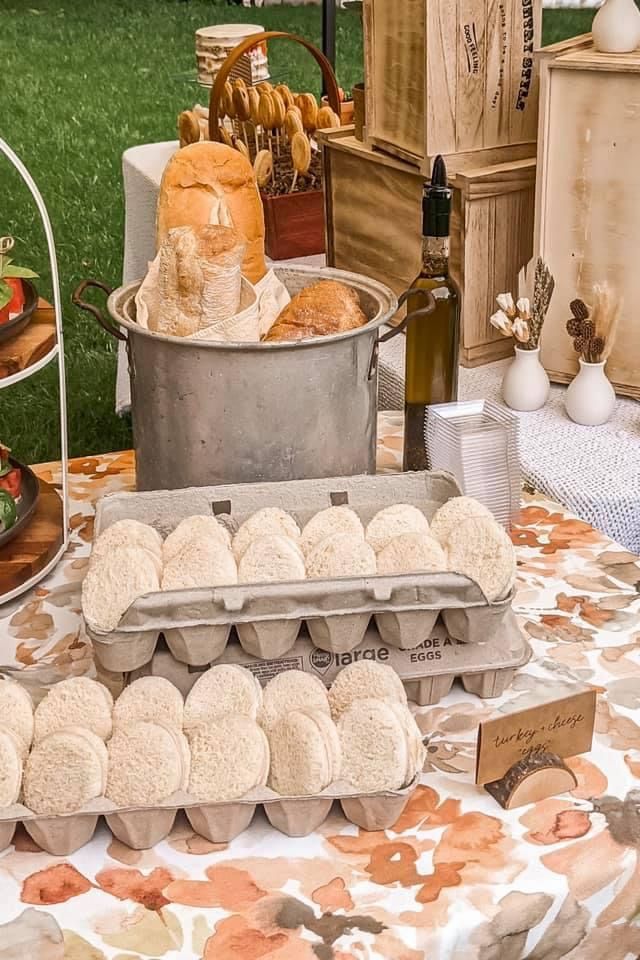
<box><xmin>88</xmin><ymin>471</ymin><xmax>515</xmax><ymax>673</ymax></box>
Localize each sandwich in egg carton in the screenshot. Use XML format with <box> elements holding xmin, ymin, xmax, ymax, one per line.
<box><xmin>83</xmin><ymin>471</ymin><xmax>517</xmax><ymax>674</ymax></box>
<box><xmin>0</xmin><ymin>662</ymin><xmax>424</xmax><ymax>856</ymax></box>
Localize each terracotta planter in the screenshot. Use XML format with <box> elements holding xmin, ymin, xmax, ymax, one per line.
<box><xmin>262</xmin><ymin>189</ymin><xmax>325</xmax><ymax>261</ymax></box>
<box><xmin>321</xmin><ymin>95</ymin><xmax>354</xmax><ymax>126</ymax></box>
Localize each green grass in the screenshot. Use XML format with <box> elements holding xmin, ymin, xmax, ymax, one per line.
<box><xmin>0</xmin><ymin>2</ymin><xmax>594</xmax><ymax>464</ymax></box>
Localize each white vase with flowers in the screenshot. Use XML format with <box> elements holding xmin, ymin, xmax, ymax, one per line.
<box><xmin>491</xmin><ymin>258</ymin><xmax>555</xmax><ymax>413</ymax></box>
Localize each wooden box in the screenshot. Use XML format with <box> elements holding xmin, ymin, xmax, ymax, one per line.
<box><xmin>535</xmin><ymin>35</ymin><xmax>640</xmax><ymax>399</ymax></box>
<box><xmin>262</xmin><ymin>190</ymin><xmax>325</xmax><ymax>261</ymax></box>
<box><xmin>362</xmin><ymin>0</ymin><xmax>542</xmax><ymax>173</ymax></box>
<box><xmin>320</xmin><ymin>128</ymin><xmax>536</xmax><ymax>366</ymax></box>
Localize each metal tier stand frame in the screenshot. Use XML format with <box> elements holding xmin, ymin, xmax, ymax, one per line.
<box><xmin>0</xmin><ymin>139</ymin><xmax>69</xmax><ymax>604</ymax></box>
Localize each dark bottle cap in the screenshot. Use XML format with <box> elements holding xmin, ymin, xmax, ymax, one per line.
<box><xmin>422</xmin><ymin>155</ymin><xmax>452</xmax><ymax>238</ymax></box>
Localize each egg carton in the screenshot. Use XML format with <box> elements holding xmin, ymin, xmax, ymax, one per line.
<box><xmin>0</xmin><ymin>778</ymin><xmax>418</xmax><ymax>857</ymax></box>
<box><xmin>88</xmin><ymin>471</ymin><xmax>515</xmax><ymax>673</ymax></box>
<box><xmin>127</xmin><ymin>617</ymin><xmax>530</xmax><ymax>708</ymax></box>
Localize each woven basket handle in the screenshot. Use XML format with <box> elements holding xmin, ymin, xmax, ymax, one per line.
<box><xmin>208</xmin><ymin>31</ymin><xmax>341</xmax><ymax>141</ymax></box>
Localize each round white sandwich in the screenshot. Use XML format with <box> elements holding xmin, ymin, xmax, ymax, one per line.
<box><xmin>258</xmin><ymin>670</ymin><xmax>329</xmax><ymax>732</ymax></box>
<box><xmin>163</xmin><ymin>515</ymin><xmax>232</xmax><ymax>564</ymax></box>
<box><xmin>24</xmin><ymin>726</ymin><xmax>108</xmax><ymax>815</ymax></box>
<box><xmin>268</xmin><ymin>708</ymin><xmax>340</xmax><ymax>796</ymax></box>
<box><xmin>106</xmin><ymin>720</ymin><xmax>190</xmax><ymax>806</ymax></box>
<box><xmin>376</xmin><ymin>532</ymin><xmax>446</xmax><ymax>576</ymax></box>
<box><xmin>430</xmin><ymin>496</ymin><xmax>494</xmax><ymax>545</ymax></box>
<box><xmin>385</xmin><ymin>701</ymin><xmax>426</xmax><ymax>783</ymax></box>
<box><xmin>232</xmin><ymin>507</ymin><xmax>301</xmax><ymax>563</ymax></box>
<box><xmin>34</xmin><ymin>676</ymin><xmax>114</xmax><ymax>742</ymax></box>
<box><xmin>0</xmin><ymin>726</ymin><xmax>24</xmax><ymax>806</ymax></box>
<box><xmin>0</xmin><ymin>679</ymin><xmax>34</xmax><ymax>757</ymax></box>
<box><xmin>91</xmin><ymin>519</ymin><xmax>163</xmax><ymax>564</ymax></box>
<box><xmin>82</xmin><ymin>545</ymin><xmax>160</xmax><ymax>633</ymax></box>
<box><xmin>113</xmin><ymin>676</ymin><xmax>184</xmax><ymax>730</ymax></box>
<box><xmin>306</xmin><ymin>533</ymin><xmax>376</xmax><ymax>579</ymax></box>
<box><xmin>445</xmin><ymin>515</ymin><xmax>516</xmax><ymax>601</ymax></box>
<box><xmin>188</xmin><ymin>714</ymin><xmax>269</xmax><ymax>801</ymax></box>
<box><xmin>328</xmin><ymin>660</ymin><xmax>407</xmax><ymax>721</ymax></box>
<box><xmin>238</xmin><ymin>534</ymin><xmax>306</xmax><ymax>584</ymax></box>
<box><xmin>338</xmin><ymin>698</ymin><xmax>408</xmax><ymax>793</ymax></box>
<box><xmin>161</xmin><ymin>537</ymin><xmax>237</xmax><ymax>590</ymax></box>
<box><xmin>300</xmin><ymin>505</ymin><xmax>364</xmax><ymax>558</ymax></box>
<box><xmin>184</xmin><ymin>664</ymin><xmax>262</xmax><ymax>730</ymax></box>
<box><xmin>365</xmin><ymin>504</ymin><xmax>430</xmax><ymax>554</ymax></box>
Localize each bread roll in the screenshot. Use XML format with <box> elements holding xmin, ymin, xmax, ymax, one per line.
<box><xmin>376</xmin><ymin>533</ymin><xmax>446</xmax><ymax>576</ymax></box>
<box><xmin>232</xmin><ymin>507</ymin><xmax>301</xmax><ymax>562</ymax></box>
<box><xmin>306</xmin><ymin>533</ymin><xmax>376</xmax><ymax>579</ymax></box>
<box><xmin>300</xmin><ymin>505</ymin><xmax>364</xmax><ymax>557</ymax></box>
<box><xmin>153</xmin><ymin>224</ymin><xmax>246</xmax><ymax>338</ymax></box>
<box><xmin>157</xmin><ymin>141</ymin><xmax>267</xmax><ymax>284</ymax></box>
<box><xmin>328</xmin><ymin>660</ymin><xmax>407</xmax><ymax>721</ymax></box>
<box><xmin>365</xmin><ymin>504</ymin><xmax>430</xmax><ymax>554</ymax></box>
<box><xmin>338</xmin><ymin>699</ymin><xmax>408</xmax><ymax>793</ymax></box>
<box><xmin>263</xmin><ymin>280</ymin><xmax>367</xmax><ymax>342</ymax></box>
<box><xmin>34</xmin><ymin>677</ymin><xmax>114</xmax><ymax>743</ymax></box>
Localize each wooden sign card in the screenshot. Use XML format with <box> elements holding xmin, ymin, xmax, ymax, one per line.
<box><xmin>475</xmin><ymin>689</ymin><xmax>596</xmax><ymax>809</ymax></box>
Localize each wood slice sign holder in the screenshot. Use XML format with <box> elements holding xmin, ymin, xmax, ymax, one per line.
<box><xmin>485</xmin><ymin>752</ymin><xmax>577</xmax><ymax>809</ymax></box>
<box><xmin>208</xmin><ymin>31</ymin><xmax>342</xmax><ymax>260</ymax></box>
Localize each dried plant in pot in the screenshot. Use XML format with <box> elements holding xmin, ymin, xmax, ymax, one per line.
<box><xmin>201</xmin><ymin>32</ymin><xmax>344</xmax><ymax>261</ymax></box>
<box><xmin>564</xmin><ymin>284</ymin><xmax>621</xmax><ymax>426</ymax></box>
<box><xmin>490</xmin><ymin>257</ymin><xmax>555</xmax><ymax>412</ymax></box>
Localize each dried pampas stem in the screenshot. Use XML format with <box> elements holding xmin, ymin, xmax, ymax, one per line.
<box><xmin>591</xmin><ymin>282</ymin><xmax>622</xmax><ymax>362</ymax></box>
<box><xmin>526</xmin><ymin>257</ymin><xmax>555</xmax><ymax>350</ymax></box>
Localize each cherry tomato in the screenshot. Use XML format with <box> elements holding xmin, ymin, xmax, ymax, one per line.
<box><xmin>0</xmin><ymin>468</ymin><xmax>21</xmax><ymax>499</ymax></box>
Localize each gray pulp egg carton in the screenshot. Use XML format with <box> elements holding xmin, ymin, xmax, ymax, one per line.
<box><xmin>0</xmin><ymin>778</ymin><xmax>418</xmax><ymax>857</ymax></box>
<box><xmin>128</xmin><ymin>617</ymin><xmax>530</xmax><ymax>708</ymax></box>
<box><xmin>87</xmin><ymin>471</ymin><xmax>516</xmax><ymax>673</ymax></box>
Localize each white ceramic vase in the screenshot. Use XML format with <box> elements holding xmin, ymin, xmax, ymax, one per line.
<box><xmin>565</xmin><ymin>359</ymin><xmax>616</xmax><ymax>426</ymax></box>
<box><xmin>592</xmin><ymin>0</ymin><xmax>640</xmax><ymax>53</ymax></box>
<box><xmin>501</xmin><ymin>346</ymin><xmax>550</xmax><ymax>412</ymax></box>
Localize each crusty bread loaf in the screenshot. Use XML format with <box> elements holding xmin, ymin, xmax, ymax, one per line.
<box><xmin>328</xmin><ymin>660</ymin><xmax>407</xmax><ymax>721</ymax></box>
<box><xmin>188</xmin><ymin>715</ymin><xmax>269</xmax><ymax>801</ymax></box>
<box><xmin>91</xmin><ymin>519</ymin><xmax>163</xmax><ymax>564</ymax></box>
<box><xmin>0</xmin><ymin>726</ymin><xmax>23</xmax><ymax>806</ymax></box>
<box><xmin>82</xmin><ymin>546</ymin><xmax>160</xmax><ymax>633</ymax></box>
<box><xmin>113</xmin><ymin>677</ymin><xmax>184</xmax><ymax>730</ymax></box>
<box><xmin>157</xmin><ymin>142</ymin><xmax>267</xmax><ymax>284</ymax></box>
<box><xmin>232</xmin><ymin>507</ymin><xmax>301</xmax><ymax>562</ymax></box>
<box><xmin>376</xmin><ymin>533</ymin><xmax>446</xmax><ymax>576</ymax></box>
<box><xmin>238</xmin><ymin>535</ymin><xmax>306</xmax><ymax>584</ymax></box>
<box><xmin>445</xmin><ymin>516</ymin><xmax>516</xmax><ymax>601</ymax></box>
<box><xmin>106</xmin><ymin>721</ymin><xmax>189</xmax><ymax>806</ymax></box>
<box><xmin>161</xmin><ymin>538</ymin><xmax>237</xmax><ymax>591</ymax></box>
<box><xmin>153</xmin><ymin>224</ymin><xmax>246</xmax><ymax>338</ymax></box>
<box><xmin>33</xmin><ymin>677</ymin><xmax>114</xmax><ymax>743</ymax></box>
<box><xmin>163</xmin><ymin>515</ymin><xmax>232</xmax><ymax>565</ymax></box>
<box><xmin>259</xmin><ymin>670</ymin><xmax>329</xmax><ymax>732</ymax></box>
<box><xmin>24</xmin><ymin>727</ymin><xmax>108</xmax><ymax>815</ymax></box>
<box><xmin>0</xmin><ymin>680</ymin><xmax>33</xmax><ymax>757</ymax></box>
<box><xmin>263</xmin><ymin>280</ymin><xmax>367</xmax><ymax>342</ymax></box>
<box><xmin>300</xmin><ymin>505</ymin><xmax>364</xmax><ymax>557</ymax></box>
<box><xmin>430</xmin><ymin>496</ymin><xmax>495</xmax><ymax>545</ymax></box>
<box><xmin>366</xmin><ymin>504</ymin><xmax>430</xmax><ymax>554</ymax></box>
<box><xmin>267</xmin><ymin>709</ymin><xmax>339</xmax><ymax>796</ymax></box>
<box><xmin>184</xmin><ymin>664</ymin><xmax>262</xmax><ymax>730</ymax></box>
<box><xmin>338</xmin><ymin>699</ymin><xmax>408</xmax><ymax>792</ymax></box>
<box><xmin>306</xmin><ymin>533</ymin><xmax>376</xmax><ymax>579</ymax></box>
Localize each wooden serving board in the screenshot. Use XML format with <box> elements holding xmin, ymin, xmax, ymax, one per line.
<box><xmin>0</xmin><ymin>299</ymin><xmax>56</xmax><ymax>380</ymax></box>
<box><xmin>0</xmin><ymin>478</ymin><xmax>64</xmax><ymax>596</ymax></box>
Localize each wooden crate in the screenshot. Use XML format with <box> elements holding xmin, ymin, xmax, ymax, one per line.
<box><xmin>535</xmin><ymin>35</ymin><xmax>640</xmax><ymax>400</ymax></box>
<box><xmin>320</xmin><ymin>128</ymin><xmax>536</xmax><ymax>366</ymax></box>
<box><xmin>362</xmin><ymin>0</ymin><xmax>542</xmax><ymax>174</ymax></box>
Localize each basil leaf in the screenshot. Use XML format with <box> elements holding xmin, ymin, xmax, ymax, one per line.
<box><xmin>0</xmin><ymin>490</ymin><xmax>17</xmax><ymax>531</ymax></box>
<box><xmin>0</xmin><ymin>281</ymin><xmax>12</xmax><ymax>310</ymax></box>
<box><xmin>3</xmin><ymin>266</ymin><xmax>38</xmax><ymax>279</ymax></box>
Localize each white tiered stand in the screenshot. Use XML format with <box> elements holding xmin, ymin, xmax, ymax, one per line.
<box><xmin>0</xmin><ymin>139</ymin><xmax>69</xmax><ymax>604</ymax></box>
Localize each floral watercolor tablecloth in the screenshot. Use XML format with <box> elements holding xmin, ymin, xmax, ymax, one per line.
<box><xmin>1</xmin><ymin>412</ymin><xmax>639</xmax><ymax>959</ymax></box>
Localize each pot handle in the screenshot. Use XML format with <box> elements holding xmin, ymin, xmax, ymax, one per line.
<box><xmin>72</xmin><ymin>279</ymin><xmax>126</xmax><ymax>342</ymax></box>
<box><xmin>368</xmin><ymin>287</ymin><xmax>437</xmax><ymax>379</ymax></box>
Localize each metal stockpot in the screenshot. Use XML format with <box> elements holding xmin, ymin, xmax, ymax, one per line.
<box><xmin>73</xmin><ymin>266</ymin><xmax>418</xmax><ymax>491</ymax></box>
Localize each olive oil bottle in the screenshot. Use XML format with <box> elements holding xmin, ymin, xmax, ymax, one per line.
<box><xmin>403</xmin><ymin>155</ymin><xmax>460</xmax><ymax>471</ymax></box>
